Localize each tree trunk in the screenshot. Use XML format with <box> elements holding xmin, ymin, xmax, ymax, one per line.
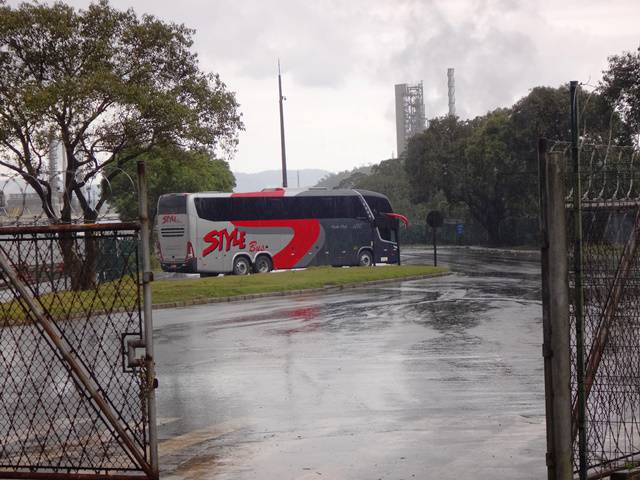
<box><xmin>59</xmin><ymin>232</ymin><xmax>98</xmax><ymax>291</ymax></box>
<box><xmin>58</xmin><ymin>190</ymin><xmax>99</xmax><ymax>291</ymax></box>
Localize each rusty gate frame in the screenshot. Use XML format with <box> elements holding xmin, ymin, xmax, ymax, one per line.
<box><xmin>0</xmin><ymin>222</ymin><xmax>158</xmax><ymax>480</ymax></box>
<box><xmin>0</xmin><ymin>160</ymin><xmax>157</xmax><ymax>479</ymax></box>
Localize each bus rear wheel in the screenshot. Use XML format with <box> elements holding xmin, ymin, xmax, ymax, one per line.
<box><xmin>358</xmin><ymin>249</ymin><xmax>373</xmax><ymax>267</ymax></box>
<box><xmin>233</xmin><ymin>256</ymin><xmax>251</xmax><ymax>275</ymax></box>
<box><xmin>253</xmin><ymin>255</ymin><xmax>272</xmax><ymax>274</ymax></box>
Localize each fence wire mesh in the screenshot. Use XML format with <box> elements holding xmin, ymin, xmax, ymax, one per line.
<box><xmin>0</xmin><ymin>223</ymin><xmax>151</xmax><ymax>478</ymax></box>
<box><xmin>551</xmin><ymin>141</ymin><xmax>640</xmax><ymax>478</ymax></box>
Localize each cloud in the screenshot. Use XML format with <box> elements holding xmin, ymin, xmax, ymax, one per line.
<box><xmin>7</xmin><ymin>0</ymin><xmax>640</xmax><ymax>173</ymax></box>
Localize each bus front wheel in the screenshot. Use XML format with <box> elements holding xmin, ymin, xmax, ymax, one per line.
<box><xmin>358</xmin><ymin>250</ymin><xmax>373</xmax><ymax>267</ymax></box>
<box><xmin>233</xmin><ymin>256</ymin><xmax>251</xmax><ymax>275</ymax></box>
<box><xmin>253</xmin><ymin>255</ymin><xmax>273</xmax><ymax>274</ymax></box>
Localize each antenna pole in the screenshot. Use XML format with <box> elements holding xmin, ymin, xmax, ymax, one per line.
<box><xmin>278</xmin><ymin>59</ymin><xmax>288</xmax><ymax>188</ymax></box>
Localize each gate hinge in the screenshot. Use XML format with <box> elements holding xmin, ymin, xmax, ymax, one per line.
<box><xmin>142</xmin><ymin>271</ymin><xmax>154</xmax><ymax>283</ymax></box>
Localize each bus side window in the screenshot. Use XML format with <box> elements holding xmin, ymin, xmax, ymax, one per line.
<box><xmin>233</xmin><ymin>197</ymin><xmax>256</xmax><ymax>220</ymax></box>
<box><xmin>284</xmin><ymin>197</ymin><xmax>306</xmax><ymax>219</ymax></box>
<box><xmin>215</xmin><ymin>198</ymin><xmax>232</xmax><ymax>221</ymax></box>
<box><xmin>336</xmin><ymin>196</ymin><xmax>364</xmax><ymax>219</ymax></box>
<box><xmin>352</xmin><ymin>196</ymin><xmax>368</xmax><ymax>219</ymax></box>
<box><xmin>252</xmin><ymin>197</ymin><xmax>265</xmax><ymax>220</ymax></box>
<box><xmin>195</xmin><ymin>197</ymin><xmax>232</xmax><ymax>221</ymax></box>
<box><xmin>312</xmin><ymin>197</ymin><xmax>334</xmax><ymax>218</ymax></box>
<box><xmin>265</xmin><ymin>197</ymin><xmax>284</xmax><ymax>220</ymax></box>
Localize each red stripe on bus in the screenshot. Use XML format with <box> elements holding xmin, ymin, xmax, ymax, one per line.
<box><xmin>232</xmin><ymin>219</ymin><xmax>320</xmax><ymax>269</ymax></box>
<box><xmin>231</xmin><ymin>190</ymin><xmax>285</xmax><ymax>198</ymax></box>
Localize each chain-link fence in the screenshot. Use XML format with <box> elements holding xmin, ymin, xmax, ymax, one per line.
<box><xmin>542</xmin><ymin>139</ymin><xmax>640</xmax><ymax>479</ymax></box>
<box><xmin>0</xmin><ymin>223</ymin><xmax>156</xmax><ymax>479</ymax></box>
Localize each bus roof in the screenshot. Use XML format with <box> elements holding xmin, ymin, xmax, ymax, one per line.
<box><xmin>162</xmin><ymin>188</ymin><xmax>391</xmax><ymax>199</ymax></box>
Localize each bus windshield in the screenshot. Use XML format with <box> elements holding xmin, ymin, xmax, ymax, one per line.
<box><xmin>158</xmin><ymin>194</ymin><xmax>187</xmax><ymax>214</ymax></box>
<box><xmin>362</xmin><ymin>194</ymin><xmax>392</xmax><ymax>217</ymax></box>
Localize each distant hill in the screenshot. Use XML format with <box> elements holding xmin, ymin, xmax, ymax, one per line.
<box><xmin>314</xmin><ymin>166</ymin><xmax>373</xmax><ymax>189</ymax></box>
<box><xmin>233</xmin><ymin>169</ymin><xmax>331</xmax><ymax>192</ymax></box>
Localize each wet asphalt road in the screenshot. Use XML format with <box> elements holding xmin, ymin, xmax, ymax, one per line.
<box><xmin>154</xmin><ymin>246</ymin><xmax>545</xmax><ymax>479</ymax></box>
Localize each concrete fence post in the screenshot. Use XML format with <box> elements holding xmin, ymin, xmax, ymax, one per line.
<box><xmin>540</xmin><ymin>139</ymin><xmax>572</xmax><ymax>479</ymax></box>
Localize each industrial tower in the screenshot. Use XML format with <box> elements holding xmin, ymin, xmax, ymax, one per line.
<box><xmin>447</xmin><ymin>68</ymin><xmax>456</xmax><ymax>116</ymax></box>
<box><xmin>394</xmin><ymin>82</ymin><xmax>426</xmax><ymax>155</ymax></box>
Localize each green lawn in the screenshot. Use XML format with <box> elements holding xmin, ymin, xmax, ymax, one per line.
<box><xmin>1</xmin><ymin>265</ymin><xmax>446</xmax><ymax>326</ymax></box>
<box><xmin>152</xmin><ymin>265</ymin><xmax>446</xmax><ymax>305</ymax></box>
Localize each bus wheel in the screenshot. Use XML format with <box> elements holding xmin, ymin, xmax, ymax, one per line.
<box><xmin>233</xmin><ymin>256</ymin><xmax>251</xmax><ymax>275</ymax></box>
<box><xmin>358</xmin><ymin>250</ymin><xmax>373</xmax><ymax>267</ymax></box>
<box><xmin>253</xmin><ymin>255</ymin><xmax>272</xmax><ymax>274</ymax></box>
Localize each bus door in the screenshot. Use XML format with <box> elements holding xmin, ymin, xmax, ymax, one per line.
<box><xmin>373</xmin><ymin>215</ymin><xmax>400</xmax><ymax>264</ymax></box>
<box><xmin>327</xmin><ymin>220</ymin><xmax>353</xmax><ymax>266</ymax></box>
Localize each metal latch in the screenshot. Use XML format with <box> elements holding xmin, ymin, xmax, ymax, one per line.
<box><xmin>126</xmin><ymin>337</ymin><xmax>146</xmax><ymax>368</ymax></box>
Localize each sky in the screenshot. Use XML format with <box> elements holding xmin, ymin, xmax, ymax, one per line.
<box><xmin>10</xmin><ymin>0</ymin><xmax>640</xmax><ymax>174</ymax></box>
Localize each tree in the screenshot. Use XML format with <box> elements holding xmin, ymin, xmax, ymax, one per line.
<box><xmin>406</xmin><ymin>111</ymin><xmax>520</xmax><ymax>245</ymax></box>
<box><xmin>0</xmin><ymin>1</ymin><xmax>242</xmax><ymax>289</ymax></box>
<box><xmin>405</xmin><ymin>85</ymin><xmax>627</xmax><ymax>245</ymax></box>
<box><xmin>0</xmin><ymin>1</ymin><xmax>242</xmax><ymax>224</ymax></box>
<box><xmin>105</xmin><ymin>145</ymin><xmax>235</xmax><ymax>224</ymax></box>
<box><xmin>601</xmin><ymin>47</ymin><xmax>640</xmax><ymax>141</ymax></box>
<box><xmin>404</xmin><ymin>115</ymin><xmax>475</xmax><ymax>205</ymax></box>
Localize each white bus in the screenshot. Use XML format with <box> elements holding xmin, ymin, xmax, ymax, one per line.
<box><xmin>156</xmin><ymin>188</ymin><xmax>407</xmax><ymax>275</ymax></box>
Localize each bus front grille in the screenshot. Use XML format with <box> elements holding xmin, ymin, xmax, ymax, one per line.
<box><xmin>161</xmin><ymin>227</ymin><xmax>185</xmax><ymax>238</ymax></box>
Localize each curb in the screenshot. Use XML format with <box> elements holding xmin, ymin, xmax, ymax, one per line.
<box><xmin>152</xmin><ymin>271</ymin><xmax>451</xmax><ymax>311</ymax></box>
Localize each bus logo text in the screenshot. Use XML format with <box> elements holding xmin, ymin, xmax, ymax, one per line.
<box><xmin>249</xmin><ymin>241</ymin><xmax>266</xmax><ymax>253</ymax></box>
<box><xmin>161</xmin><ymin>215</ymin><xmax>178</xmax><ymax>224</ymax></box>
<box><xmin>202</xmin><ymin>228</ymin><xmax>246</xmax><ymax>257</ymax></box>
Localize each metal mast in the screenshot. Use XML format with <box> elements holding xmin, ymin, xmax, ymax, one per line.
<box><xmin>278</xmin><ymin>59</ymin><xmax>288</xmax><ymax>188</ymax></box>
<box><xmin>447</xmin><ymin>68</ymin><xmax>456</xmax><ymax>117</ymax></box>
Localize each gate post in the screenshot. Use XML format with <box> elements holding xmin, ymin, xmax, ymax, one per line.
<box><xmin>540</xmin><ymin>139</ymin><xmax>572</xmax><ymax>479</ymax></box>
<box><xmin>138</xmin><ymin>160</ymin><xmax>159</xmax><ymax>478</ymax></box>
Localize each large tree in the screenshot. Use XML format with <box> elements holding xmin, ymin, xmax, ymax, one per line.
<box><xmin>105</xmin><ymin>145</ymin><xmax>235</xmax><ymax>224</ymax></box>
<box><xmin>0</xmin><ymin>0</ymin><xmax>242</xmax><ymax>224</ymax></box>
<box><xmin>405</xmin><ymin>85</ymin><xmax>627</xmax><ymax>245</ymax></box>
<box><xmin>406</xmin><ymin>111</ymin><xmax>519</xmax><ymax>245</ymax></box>
<box><xmin>600</xmin><ymin>46</ymin><xmax>640</xmax><ymax>143</ymax></box>
<box><xmin>0</xmin><ymin>1</ymin><xmax>242</xmax><ymax>290</ymax></box>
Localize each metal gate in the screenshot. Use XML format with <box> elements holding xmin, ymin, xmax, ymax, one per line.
<box><xmin>0</xmin><ymin>223</ymin><xmax>157</xmax><ymax>479</ymax></box>
<box><xmin>541</xmin><ymin>135</ymin><xmax>640</xmax><ymax>479</ymax></box>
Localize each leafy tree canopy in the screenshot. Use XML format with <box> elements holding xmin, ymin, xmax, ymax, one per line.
<box><xmin>0</xmin><ymin>0</ymin><xmax>242</xmax><ymax>223</ymax></box>
<box><xmin>600</xmin><ymin>46</ymin><xmax>640</xmax><ymax>142</ymax></box>
<box><xmin>105</xmin><ymin>145</ymin><xmax>235</xmax><ymax>223</ymax></box>
<box><xmin>404</xmin><ymin>85</ymin><xmax>626</xmax><ymax>245</ymax></box>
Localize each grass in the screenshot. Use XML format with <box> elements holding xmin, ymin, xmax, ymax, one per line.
<box><xmin>1</xmin><ymin>277</ymin><xmax>137</xmax><ymax>327</ymax></box>
<box><xmin>151</xmin><ymin>264</ymin><xmax>447</xmax><ymax>305</ymax></box>
<box><xmin>1</xmin><ymin>265</ymin><xmax>446</xmax><ymax>326</ymax></box>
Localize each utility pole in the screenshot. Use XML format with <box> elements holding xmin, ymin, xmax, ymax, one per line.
<box><xmin>278</xmin><ymin>59</ymin><xmax>288</xmax><ymax>188</ymax></box>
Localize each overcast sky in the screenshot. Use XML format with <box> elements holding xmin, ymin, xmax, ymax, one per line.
<box><xmin>13</xmin><ymin>0</ymin><xmax>640</xmax><ymax>173</ymax></box>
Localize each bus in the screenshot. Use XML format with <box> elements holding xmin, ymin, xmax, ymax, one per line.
<box><xmin>156</xmin><ymin>188</ymin><xmax>408</xmax><ymax>276</ymax></box>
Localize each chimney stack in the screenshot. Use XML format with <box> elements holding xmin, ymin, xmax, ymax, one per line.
<box><xmin>447</xmin><ymin>68</ymin><xmax>456</xmax><ymax>117</ymax></box>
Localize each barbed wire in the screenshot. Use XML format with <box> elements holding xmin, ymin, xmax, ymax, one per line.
<box><xmin>0</xmin><ymin>168</ymin><xmax>138</xmax><ymax>227</ymax></box>
<box><xmin>549</xmin><ymin>141</ymin><xmax>640</xmax><ymax>204</ymax></box>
